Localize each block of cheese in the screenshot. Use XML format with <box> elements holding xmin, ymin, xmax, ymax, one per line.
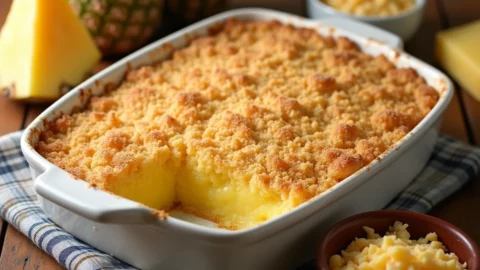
<box><xmin>0</xmin><ymin>0</ymin><xmax>101</xmax><ymax>101</ymax></box>
<box><xmin>436</xmin><ymin>20</ymin><xmax>480</xmax><ymax>102</ymax></box>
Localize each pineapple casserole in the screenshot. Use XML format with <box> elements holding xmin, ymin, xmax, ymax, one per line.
<box><xmin>36</xmin><ymin>19</ymin><xmax>439</xmax><ymax>229</ymax></box>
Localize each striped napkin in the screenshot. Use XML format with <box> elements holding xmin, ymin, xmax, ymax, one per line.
<box><xmin>1</xmin><ymin>131</ymin><xmax>480</xmax><ymax>270</ymax></box>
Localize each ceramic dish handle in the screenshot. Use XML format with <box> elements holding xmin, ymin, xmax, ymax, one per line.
<box><xmin>35</xmin><ymin>168</ymin><xmax>157</xmax><ymax>224</ymax></box>
<box><xmin>317</xmin><ymin>17</ymin><xmax>404</xmax><ymax>50</ymax></box>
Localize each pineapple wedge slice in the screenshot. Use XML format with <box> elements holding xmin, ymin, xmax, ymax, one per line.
<box><xmin>0</xmin><ymin>0</ymin><xmax>101</xmax><ymax>101</ymax></box>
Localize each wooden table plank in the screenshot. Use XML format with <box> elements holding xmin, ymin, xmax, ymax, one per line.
<box><xmin>439</xmin><ymin>92</ymin><xmax>470</xmax><ymax>142</ymax></box>
<box><xmin>0</xmin><ymin>225</ymin><xmax>62</xmax><ymax>270</ymax></box>
<box><xmin>405</xmin><ymin>0</ymin><xmax>469</xmax><ymax>142</ymax></box>
<box><xmin>0</xmin><ymin>96</ymin><xmax>24</xmax><ymax>135</ymax></box>
<box><xmin>461</xmin><ymin>91</ymin><xmax>480</xmax><ymax>144</ymax></box>
<box><xmin>440</xmin><ymin>0</ymin><xmax>480</xmax><ymax>144</ymax></box>
<box><xmin>24</xmin><ymin>105</ymin><xmax>48</xmax><ymax>129</ymax></box>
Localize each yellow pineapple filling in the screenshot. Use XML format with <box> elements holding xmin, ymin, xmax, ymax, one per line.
<box><xmin>176</xmin><ymin>161</ymin><xmax>293</xmax><ymax>229</ymax></box>
<box><xmin>36</xmin><ymin>20</ymin><xmax>439</xmax><ymax>229</ymax></box>
<box><xmin>99</xmin><ymin>156</ymin><xmax>295</xmax><ymax>229</ymax></box>
<box><xmin>107</xmin><ymin>161</ymin><xmax>177</xmax><ymax>211</ymax></box>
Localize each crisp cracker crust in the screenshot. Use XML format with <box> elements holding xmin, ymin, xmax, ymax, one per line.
<box><xmin>36</xmin><ymin>19</ymin><xmax>439</xmax><ymax>208</ymax></box>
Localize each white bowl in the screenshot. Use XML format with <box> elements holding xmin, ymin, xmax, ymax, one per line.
<box><xmin>306</xmin><ymin>0</ymin><xmax>426</xmax><ymax>40</ymax></box>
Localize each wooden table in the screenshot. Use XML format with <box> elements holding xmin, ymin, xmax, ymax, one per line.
<box><xmin>0</xmin><ymin>0</ymin><xmax>479</xmax><ymax>269</ymax></box>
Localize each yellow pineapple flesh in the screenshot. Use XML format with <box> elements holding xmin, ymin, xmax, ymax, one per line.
<box><xmin>0</xmin><ymin>0</ymin><xmax>101</xmax><ymax>101</ymax></box>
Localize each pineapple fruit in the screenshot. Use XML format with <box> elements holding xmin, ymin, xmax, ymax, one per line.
<box><xmin>0</xmin><ymin>0</ymin><xmax>101</xmax><ymax>101</ymax></box>
<box><xmin>69</xmin><ymin>0</ymin><xmax>164</xmax><ymax>56</ymax></box>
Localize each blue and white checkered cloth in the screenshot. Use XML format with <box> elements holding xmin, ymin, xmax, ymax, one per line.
<box><xmin>1</xmin><ymin>131</ymin><xmax>480</xmax><ymax>270</ymax></box>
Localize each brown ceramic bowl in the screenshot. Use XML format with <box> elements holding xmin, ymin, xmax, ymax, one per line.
<box><xmin>318</xmin><ymin>210</ymin><xmax>480</xmax><ymax>270</ymax></box>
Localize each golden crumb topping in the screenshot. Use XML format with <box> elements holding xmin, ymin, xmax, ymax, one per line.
<box><xmin>36</xmin><ymin>20</ymin><xmax>439</xmax><ymax>216</ymax></box>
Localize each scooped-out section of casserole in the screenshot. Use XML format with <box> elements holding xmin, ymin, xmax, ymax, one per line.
<box><xmin>36</xmin><ymin>19</ymin><xmax>439</xmax><ymax>230</ymax></box>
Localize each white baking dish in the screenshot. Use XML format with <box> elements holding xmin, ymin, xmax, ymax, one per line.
<box><xmin>21</xmin><ymin>8</ymin><xmax>453</xmax><ymax>270</ymax></box>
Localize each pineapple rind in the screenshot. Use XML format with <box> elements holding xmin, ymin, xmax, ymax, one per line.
<box><xmin>70</xmin><ymin>0</ymin><xmax>164</xmax><ymax>55</ymax></box>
